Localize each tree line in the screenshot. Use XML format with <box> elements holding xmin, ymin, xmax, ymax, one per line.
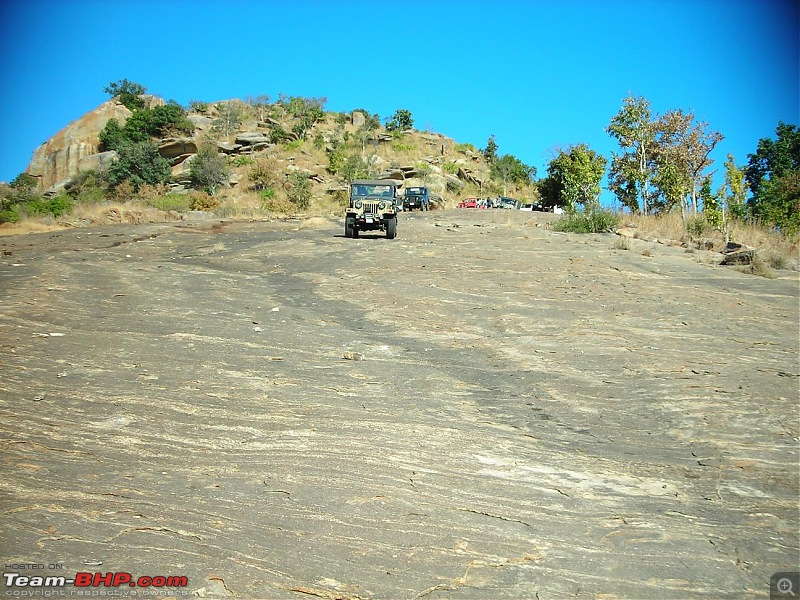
<box><xmin>527</xmin><ymin>94</ymin><xmax>798</xmax><ymax>235</ymax></box>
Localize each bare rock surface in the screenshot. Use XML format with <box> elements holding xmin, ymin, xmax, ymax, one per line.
<box><xmin>0</xmin><ymin>210</ymin><xmax>797</xmax><ymax>598</ymax></box>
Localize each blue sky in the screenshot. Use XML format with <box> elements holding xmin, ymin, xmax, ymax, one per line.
<box><xmin>1</xmin><ymin>0</ymin><xmax>797</xmax><ymax>203</ymax></box>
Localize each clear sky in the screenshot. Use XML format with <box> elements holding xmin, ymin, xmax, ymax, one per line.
<box><xmin>1</xmin><ymin>0</ymin><xmax>797</xmax><ymax>203</ymax></box>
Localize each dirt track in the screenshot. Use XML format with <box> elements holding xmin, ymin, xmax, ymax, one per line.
<box><xmin>1</xmin><ymin>209</ymin><xmax>798</xmax><ymax>599</ymax></box>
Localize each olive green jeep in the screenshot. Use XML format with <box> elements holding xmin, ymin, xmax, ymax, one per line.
<box><xmin>344</xmin><ymin>179</ymin><xmax>398</xmax><ymax>239</ymax></box>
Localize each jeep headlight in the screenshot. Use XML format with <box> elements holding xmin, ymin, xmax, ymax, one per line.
<box><xmin>378</xmin><ymin>201</ymin><xmax>386</xmax><ymax>210</ymax></box>
<box><xmin>354</xmin><ymin>200</ymin><xmax>362</xmax><ymax>209</ymax></box>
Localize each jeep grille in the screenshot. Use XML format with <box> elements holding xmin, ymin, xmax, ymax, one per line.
<box><xmin>362</xmin><ymin>201</ymin><xmax>381</xmax><ymax>215</ymax></box>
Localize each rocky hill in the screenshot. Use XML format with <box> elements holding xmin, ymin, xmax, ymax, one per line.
<box><xmin>24</xmin><ymin>96</ymin><xmax>531</xmax><ymax>210</ymax></box>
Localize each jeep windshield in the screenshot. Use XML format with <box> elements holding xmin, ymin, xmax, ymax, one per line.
<box><xmin>406</xmin><ymin>187</ymin><xmax>425</xmax><ymax>196</ymax></box>
<box><xmin>351</xmin><ymin>184</ymin><xmax>394</xmax><ymax>198</ymax></box>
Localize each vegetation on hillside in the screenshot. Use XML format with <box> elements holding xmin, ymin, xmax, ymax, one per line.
<box><xmin>3</xmin><ymin>80</ymin><xmax>797</xmax><ymax>272</ymax></box>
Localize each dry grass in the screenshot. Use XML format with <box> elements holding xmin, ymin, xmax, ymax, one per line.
<box><xmin>613</xmin><ymin>236</ymin><xmax>632</xmax><ymax>251</ymax></box>
<box><xmin>0</xmin><ymin>220</ymin><xmax>65</xmax><ymax>236</ymax></box>
<box><xmin>728</xmin><ymin>221</ymin><xmax>799</xmax><ymax>270</ymax></box>
<box><xmin>623</xmin><ymin>213</ymin><xmax>686</xmax><ymax>243</ymax></box>
<box><xmin>623</xmin><ymin>213</ymin><xmax>799</xmax><ymax>271</ymax></box>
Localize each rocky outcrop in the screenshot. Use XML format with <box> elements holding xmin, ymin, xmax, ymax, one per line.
<box><xmin>25</xmin><ymin>97</ymin><xmax>166</xmax><ymax>192</ymax></box>
<box><xmin>235</xmin><ymin>132</ymin><xmax>270</xmax><ymax>146</ymax></box>
<box><xmin>217</xmin><ymin>141</ymin><xmax>243</xmax><ymax>154</ymax></box>
<box><xmin>171</xmin><ymin>155</ymin><xmax>196</xmax><ymax>178</ymax></box>
<box><xmin>158</xmin><ymin>138</ymin><xmax>197</xmax><ymax>160</ymax></box>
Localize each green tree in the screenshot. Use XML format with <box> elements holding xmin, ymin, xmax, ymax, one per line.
<box><xmin>98</xmin><ymin>118</ymin><xmax>127</xmax><ymax>151</ymax></box>
<box><xmin>107</xmin><ymin>141</ymin><xmax>171</xmax><ymax>190</ymax></box>
<box><xmin>385</xmin><ymin>109</ymin><xmax>414</xmax><ymax>133</ymax></box>
<box><xmin>545</xmin><ymin>144</ymin><xmax>607</xmax><ymax>212</ymax></box>
<box><xmin>723</xmin><ymin>154</ymin><xmax>749</xmax><ymax>219</ymax></box>
<box><xmin>607</xmin><ymin>95</ymin><xmax>655</xmax><ymax>214</ymax></box>
<box><xmin>10</xmin><ymin>173</ymin><xmax>36</xmax><ymax>193</ymax></box>
<box><xmin>100</xmin><ymin>101</ymin><xmax>193</xmax><ymax>154</ymax></box>
<box><xmin>190</xmin><ymin>147</ymin><xmax>230</xmax><ymax>195</ymax></box>
<box><xmin>150</xmin><ymin>101</ymin><xmax>193</xmax><ymax>137</ymax></box>
<box><xmin>651</xmin><ymin>155</ymin><xmax>689</xmax><ymax>214</ymax></box>
<box><xmin>490</xmin><ymin>154</ymin><xmax>535</xmax><ymax>194</ymax></box>
<box><xmin>340</xmin><ymin>155</ymin><xmax>370</xmax><ymax>182</ymax></box>
<box><xmin>700</xmin><ymin>175</ymin><xmax>723</xmax><ymax>229</ymax></box>
<box><xmin>482</xmin><ymin>134</ymin><xmax>498</xmax><ymax>162</ymax></box>
<box><xmin>536</xmin><ymin>174</ymin><xmax>563</xmax><ymax>210</ymax></box>
<box><xmin>104</xmin><ymin>79</ymin><xmax>147</xmax><ymax>111</ymax></box>
<box><xmin>745</xmin><ymin>122</ymin><xmax>800</xmax><ymax>233</ymax></box>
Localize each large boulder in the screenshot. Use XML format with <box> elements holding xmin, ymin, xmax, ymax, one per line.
<box><xmin>171</xmin><ymin>154</ymin><xmax>196</xmax><ymax>178</ymax></box>
<box><xmin>188</xmin><ymin>114</ymin><xmax>213</xmax><ymax>130</ymax></box>
<box><xmin>77</xmin><ymin>150</ymin><xmax>118</xmax><ymax>174</ymax></box>
<box><xmin>25</xmin><ymin>97</ymin><xmax>165</xmax><ymax>191</ymax></box>
<box><xmin>235</xmin><ymin>132</ymin><xmax>270</xmax><ymax>146</ymax></box>
<box><xmin>216</xmin><ymin>141</ymin><xmax>243</xmax><ymax>154</ymax></box>
<box><xmin>351</xmin><ymin>111</ymin><xmax>366</xmax><ymax>128</ymax></box>
<box><xmin>159</xmin><ymin>138</ymin><xmax>197</xmax><ymax>160</ymax></box>
<box><xmin>376</xmin><ymin>167</ymin><xmax>406</xmax><ymax>181</ymax></box>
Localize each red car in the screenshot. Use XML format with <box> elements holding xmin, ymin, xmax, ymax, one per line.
<box><xmin>457</xmin><ymin>197</ymin><xmax>478</xmax><ymax>209</ymax></box>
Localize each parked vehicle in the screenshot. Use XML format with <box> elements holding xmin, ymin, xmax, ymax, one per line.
<box><xmin>521</xmin><ymin>201</ymin><xmax>545</xmax><ymax>212</ymax></box>
<box><xmin>344</xmin><ymin>179</ymin><xmax>398</xmax><ymax>239</ymax></box>
<box><xmin>498</xmin><ymin>197</ymin><xmax>521</xmax><ymax>210</ymax></box>
<box><xmin>403</xmin><ymin>186</ymin><xmax>430</xmax><ymax>211</ymax></box>
<box><xmin>457</xmin><ymin>197</ymin><xmax>479</xmax><ymax>209</ymax></box>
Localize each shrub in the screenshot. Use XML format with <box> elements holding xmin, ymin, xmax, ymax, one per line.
<box><xmin>189</xmin><ymin>100</ymin><xmax>209</xmax><ymax>113</ymax></box>
<box><xmin>443</xmin><ymin>162</ymin><xmax>460</xmax><ymax>175</ymax></box>
<box><xmin>284</xmin><ymin>139</ymin><xmax>303</xmax><ymax>151</ymax></box>
<box><xmin>686</xmin><ymin>215</ymin><xmax>708</xmax><ymax>237</ymax></box>
<box><xmin>231</xmin><ymin>155</ymin><xmax>255</xmax><ymax>167</ymax></box>
<box><xmin>287</xmin><ymin>171</ymin><xmax>311</xmax><ymax>209</ymax></box>
<box><xmin>249</xmin><ymin>158</ymin><xmax>280</xmax><ymax>188</ymax></box>
<box><xmin>146</xmin><ymin>193</ymin><xmax>192</xmax><ymax>212</ymax></box>
<box><xmin>48</xmin><ymin>195</ymin><xmax>73</xmax><ymax>217</ymax></box>
<box><xmin>135</xmin><ymin>183</ymin><xmax>169</xmax><ymax>203</ymax></box>
<box><xmin>268</xmin><ymin>124</ymin><xmax>291</xmax><ymax>144</ymax></box>
<box><xmin>340</xmin><ymin>155</ymin><xmax>369</xmax><ymax>181</ymax></box>
<box><xmin>390</xmin><ymin>140</ymin><xmax>416</xmax><ymax>152</ymax></box>
<box><xmin>188</xmin><ymin>191</ymin><xmax>220</xmax><ymax>211</ymax></box>
<box><xmin>10</xmin><ymin>173</ymin><xmax>36</xmax><ymax>192</ymax></box>
<box><xmin>553</xmin><ymin>209</ymin><xmax>620</xmax><ymax>233</ymax></box>
<box><xmin>107</xmin><ymin>141</ymin><xmax>171</xmax><ymax>191</ymax></box>
<box><xmin>260</xmin><ymin>194</ymin><xmax>296</xmax><ymax>213</ymax></box>
<box><xmin>99</xmin><ymin>118</ymin><xmax>127</xmax><ymax>151</ymax></box>
<box><xmin>190</xmin><ymin>147</ymin><xmax>230</xmax><ymax>195</ymax></box>
<box><xmin>68</xmin><ymin>170</ymin><xmax>109</xmax><ymax>204</ymax></box>
<box><xmin>0</xmin><ymin>208</ymin><xmax>19</xmax><ymax>223</ymax></box>
<box><xmin>327</xmin><ymin>147</ymin><xmax>345</xmax><ymax>174</ymax></box>
<box><xmin>150</xmin><ymin>101</ymin><xmax>194</xmax><ymax>137</ymax></box>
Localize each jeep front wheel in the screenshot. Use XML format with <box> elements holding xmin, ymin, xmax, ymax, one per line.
<box><xmin>345</xmin><ymin>220</ymin><xmax>357</xmax><ymax>239</ymax></box>
<box><xmin>386</xmin><ymin>217</ymin><xmax>397</xmax><ymax>239</ymax></box>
